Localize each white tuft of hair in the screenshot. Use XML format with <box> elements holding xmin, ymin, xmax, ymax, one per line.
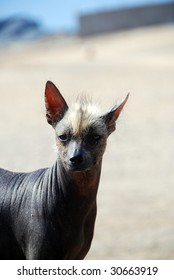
<box><xmin>67</xmin><ymin>96</ymin><xmax>101</xmax><ymax>135</ymax></box>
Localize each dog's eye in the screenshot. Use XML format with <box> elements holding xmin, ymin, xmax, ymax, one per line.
<box><xmin>58</xmin><ymin>134</ymin><xmax>69</xmax><ymax>142</ymax></box>
<box><xmin>93</xmin><ymin>134</ymin><xmax>101</xmax><ymax>140</ymax></box>
<box><xmin>91</xmin><ymin>134</ymin><xmax>101</xmax><ymax>143</ymax></box>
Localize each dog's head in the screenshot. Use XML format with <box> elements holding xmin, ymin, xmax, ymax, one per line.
<box><xmin>45</xmin><ymin>81</ymin><xmax>129</xmax><ymax>172</ymax></box>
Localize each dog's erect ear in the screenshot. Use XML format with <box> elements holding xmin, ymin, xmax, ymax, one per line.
<box><xmin>45</xmin><ymin>81</ymin><xmax>68</xmax><ymax>126</ymax></box>
<box><xmin>103</xmin><ymin>93</ymin><xmax>129</xmax><ymax>135</ymax></box>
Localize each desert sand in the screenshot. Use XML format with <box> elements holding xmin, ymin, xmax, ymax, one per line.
<box><xmin>0</xmin><ymin>24</ymin><xmax>174</xmax><ymax>259</ymax></box>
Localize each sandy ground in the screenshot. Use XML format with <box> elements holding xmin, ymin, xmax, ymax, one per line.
<box><xmin>0</xmin><ymin>24</ymin><xmax>174</xmax><ymax>259</ymax></box>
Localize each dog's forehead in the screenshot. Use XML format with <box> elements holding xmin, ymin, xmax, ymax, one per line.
<box><xmin>56</xmin><ymin>98</ymin><xmax>106</xmax><ymax>136</ymax></box>
<box><xmin>69</xmin><ymin>102</ymin><xmax>99</xmax><ymax>134</ymax></box>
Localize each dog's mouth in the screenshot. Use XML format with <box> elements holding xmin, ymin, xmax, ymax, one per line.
<box><xmin>67</xmin><ymin>157</ymin><xmax>97</xmax><ymax>172</ymax></box>
<box><xmin>67</xmin><ymin>165</ymin><xmax>90</xmax><ymax>172</ymax></box>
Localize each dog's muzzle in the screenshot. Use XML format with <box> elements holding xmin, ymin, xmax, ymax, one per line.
<box><xmin>67</xmin><ymin>149</ymin><xmax>95</xmax><ymax>171</ymax></box>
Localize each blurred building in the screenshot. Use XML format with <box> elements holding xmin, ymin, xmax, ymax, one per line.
<box><xmin>79</xmin><ymin>2</ymin><xmax>174</xmax><ymax>36</ymax></box>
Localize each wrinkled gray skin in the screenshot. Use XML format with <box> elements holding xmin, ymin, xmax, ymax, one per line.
<box><xmin>0</xmin><ymin>161</ymin><xmax>100</xmax><ymax>260</ymax></box>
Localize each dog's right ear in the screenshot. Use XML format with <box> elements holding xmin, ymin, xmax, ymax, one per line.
<box><xmin>45</xmin><ymin>81</ymin><xmax>68</xmax><ymax>127</ymax></box>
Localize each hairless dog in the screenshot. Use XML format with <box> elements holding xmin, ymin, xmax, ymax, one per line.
<box><xmin>0</xmin><ymin>81</ymin><xmax>129</xmax><ymax>259</ymax></box>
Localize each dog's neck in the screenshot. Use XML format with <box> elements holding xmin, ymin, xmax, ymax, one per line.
<box><xmin>43</xmin><ymin>157</ymin><xmax>102</xmax><ymax>224</ymax></box>
<box><xmin>56</xmin><ymin>155</ymin><xmax>102</xmax><ymax>198</ymax></box>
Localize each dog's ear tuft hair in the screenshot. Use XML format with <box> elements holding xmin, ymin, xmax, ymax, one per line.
<box><xmin>45</xmin><ymin>81</ymin><xmax>68</xmax><ymax>127</ymax></box>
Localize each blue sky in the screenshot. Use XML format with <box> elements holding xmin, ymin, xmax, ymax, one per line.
<box><xmin>0</xmin><ymin>0</ymin><xmax>173</xmax><ymax>32</ymax></box>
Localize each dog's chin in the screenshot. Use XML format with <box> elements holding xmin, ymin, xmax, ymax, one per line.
<box><xmin>66</xmin><ymin>161</ymin><xmax>97</xmax><ymax>172</ymax></box>
<box><xmin>66</xmin><ymin>164</ymin><xmax>92</xmax><ymax>172</ymax></box>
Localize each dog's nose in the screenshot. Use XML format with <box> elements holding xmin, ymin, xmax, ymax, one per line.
<box><xmin>70</xmin><ymin>154</ymin><xmax>84</xmax><ymax>165</ymax></box>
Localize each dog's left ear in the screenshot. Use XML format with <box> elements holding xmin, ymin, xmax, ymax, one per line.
<box><xmin>45</xmin><ymin>81</ymin><xmax>68</xmax><ymax>127</ymax></box>
<box><xmin>103</xmin><ymin>93</ymin><xmax>129</xmax><ymax>135</ymax></box>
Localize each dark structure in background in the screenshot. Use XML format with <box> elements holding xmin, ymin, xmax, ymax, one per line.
<box><xmin>79</xmin><ymin>2</ymin><xmax>174</xmax><ymax>36</ymax></box>
<box><xmin>0</xmin><ymin>17</ymin><xmax>41</xmax><ymax>41</ymax></box>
